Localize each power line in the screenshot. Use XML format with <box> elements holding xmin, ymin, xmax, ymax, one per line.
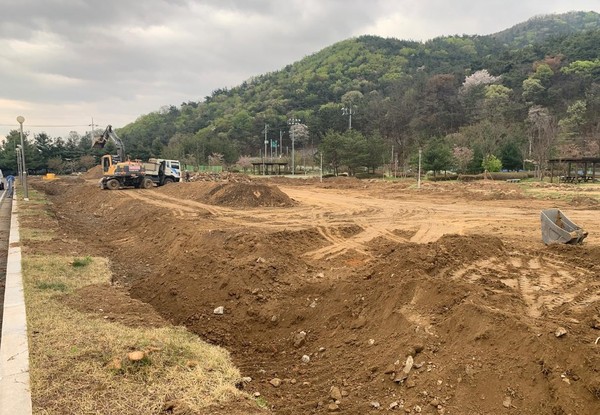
<box><xmin>0</xmin><ymin>123</ymin><xmax>91</xmax><ymax>127</ymax></box>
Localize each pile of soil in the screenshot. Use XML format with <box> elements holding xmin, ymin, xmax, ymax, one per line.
<box><xmin>206</xmin><ymin>182</ymin><xmax>295</xmax><ymax>207</ymax></box>
<box><xmin>27</xmin><ymin>176</ymin><xmax>600</xmax><ymax>415</ymax></box>
<box><xmin>189</xmin><ymin>171</ymin><xmax>254</xmax><ymax>183</ymax></box>
<box><xmin>82</xmin><ymin>165</ymin><xmax>103</xmax><ymax>179</ymax></box>
<box><xmin>571</xmin><ymin>195</ymin><xmax>600</xmax><ymax>208</ymax></box>
<box><xmin>158</xmin><ymin>181</ymin><xmax>296</xmax><ymax>208</ymax></box>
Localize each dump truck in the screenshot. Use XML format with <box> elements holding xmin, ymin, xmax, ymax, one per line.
<box><xmin>92</xmin><ymin>125</ymin><xmax>180</xmax><ymax>189</ymax></box>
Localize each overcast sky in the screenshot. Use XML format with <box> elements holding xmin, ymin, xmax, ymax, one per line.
<box><xmin>1</xmin><ymin>0</ymin><xmax>599</xmax><ymax>140</ymax></box>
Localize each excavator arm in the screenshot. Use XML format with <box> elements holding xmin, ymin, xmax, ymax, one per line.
<box><xmin>91</xmin><ymin>125</ymin><xmax>126</xmax><ymax>162</ymax></box>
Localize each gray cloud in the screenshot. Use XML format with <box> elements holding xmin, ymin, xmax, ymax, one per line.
<box><xmin>1</xmin><ymin>0</ymin><xmax>599</xmax><ymax>138</ymax></box>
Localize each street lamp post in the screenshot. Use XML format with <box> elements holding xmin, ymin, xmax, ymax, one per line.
<box><xmin>342</xmin><ymin>105</ymin><xmax>355</xmax><ymax>130</ymax></box>
<box><xmin>279</xmin><ymin>129</ymin><xmax>283</xmax><ymax>159</ymax></box>
<box><xmin>287</xmin><ymin>118</ymin><xmax>301</xmax><ymax>175</ymax></box>
<box><xmin>16</xmin><ymin>146</ymin><xmax>22</xmax><ymax>182</ymax></box>
<box><xmin>16</xmin><ymin>116</ymin><xmax>29</xmax><ymax>200</ymax></box>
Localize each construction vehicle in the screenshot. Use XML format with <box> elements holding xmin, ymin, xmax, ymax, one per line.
<box><xmin>148</xmin><ymin>158</ymin><xmax>181</xmax><ymax>184</ymax></box>
<box><xmin>92</xmin><ymin>125</ymin><xmax>180</xmax><ymax>189</ymax></box>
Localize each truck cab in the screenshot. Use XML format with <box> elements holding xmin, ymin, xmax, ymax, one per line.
<box><xmin>148</xmin><ymin>158</ymin><xmax>181</xmax><ymax>182</ymax></box>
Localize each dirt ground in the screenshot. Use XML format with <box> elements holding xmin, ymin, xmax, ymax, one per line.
<box><xmin>28</xmin><ymin>175</ymin><xmax>600</xmax><ymax>415</ymax></box>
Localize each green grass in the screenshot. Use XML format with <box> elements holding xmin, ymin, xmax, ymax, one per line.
<box><xmin>34</xmin><ymin>281</ymin><xmax>68</xmax><ymax>292</ymax></box>
<box><xmin>71</xmin><ymin>256</ymin><xmax>93</xmax><ymax>267</ymax></box>
<box><xmin>255</xmin><ymin>396</ymin><xmax>269</xmax><ymax>409</ymax></box>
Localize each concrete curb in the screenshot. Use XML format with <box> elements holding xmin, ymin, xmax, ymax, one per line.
<box><xmin>0</xmin><ymin>197</ymin><xmax>33</xmax><ymax>414</ymax></box>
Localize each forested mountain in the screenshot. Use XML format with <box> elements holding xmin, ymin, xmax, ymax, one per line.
<box><xmin>492</xmin><ymin>11</ymin><xmax>600</xmax><ymax>47</ymax></box>
<box><xmin>3</xmin><ymin>11</ymin><xmax>600</xmax><ymax>176</ymax></box>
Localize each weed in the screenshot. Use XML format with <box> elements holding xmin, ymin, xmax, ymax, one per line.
<box><xmin>71</xmin><ymin>256</ymin><xmax>93</xmax><ymax>267</ymax></box>
<box><xmin>35</xmin><ymin>281</ymin><xmax>67</xmax><ymax>292</ymax></box>
<box><xmin>255</xmin><ymin>396</ymin><xmax>269</xmax><ymax>408</ymax></box>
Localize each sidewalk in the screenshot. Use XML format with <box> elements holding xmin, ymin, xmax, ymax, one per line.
<box><xmin>0</xmin><ymin>194</ymin><xmax>33</xmax><ymax>414</ymax></box>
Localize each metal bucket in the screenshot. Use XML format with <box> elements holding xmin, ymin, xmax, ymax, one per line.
<box><xmin>541</xmin><ymin>209</ymin><xmax>587</xmax><ymax>245</ymax></box>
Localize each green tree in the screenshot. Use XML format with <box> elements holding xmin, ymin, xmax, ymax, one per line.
<box><xmin>481</xmin><ymin>154</ymin><xmax>502</xmax><ymax>172</ymax></box>
<box><xmin>0</xmin><ymin>130</ymin><xmax>22</xmax><ymax>172</ymax></box>
<box><xmin>522</xmin><ymin>78</ymin><xmax>546</xmax><ymax>104</ymax></box>
<box><xmin>340</xmin><ymin>130</ymin><xmax>369</xmax><ymax>176</ymax></box>
<box><xmin>558</xmin><ymin>100</ymin><xmax>587</xmax><ymax>144</ymax></box>
<box><xmin>532</xmin><ymin>63</ymin><xmax>554</xmax><ymax>85</ymax></box>
<box><xmin>500</xmin><ymin>142</ymin><xmax>523</xmax><ymax>171</ymax></box>
<box><xmin>320</xmin><ymin>130</ymin><xmax>344</xmax><ymax>175</ymax></box>
<box><xmin>365</xmin><ymin>131</ymin><xmax>387</xmax><ymax>174</ymax></box>
<box><xmin>483</xmin><ymin>84</ymin><xmax>512</xmax><ymax>122</ymax></box>
<box><xmin>422</xmin><ymin>138</ymin><xmax>453</xmax><ymax>176</ymax></box>
<box><xmin>467</xmin><ymin>146</ymin><xmax>485</xmax><ymax>174</ymax></box>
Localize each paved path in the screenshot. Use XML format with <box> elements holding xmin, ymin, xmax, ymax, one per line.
<box><xmin>0</xmin><ymin>195</ymin><xmax>32</xmax><ymax>414</ymax></box>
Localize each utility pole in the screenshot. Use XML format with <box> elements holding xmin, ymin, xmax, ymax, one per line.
<box><xmin>391</xmin><ymin>145</ymin><xmax>394</xmax><ymax>179</ymax></box>
<box><xmin>418</xmin><ymin>147</ymin><xmax>422</xmax><ymax>189</ymax></box>
<box><xmin>279</xmin><ymin>129</ymin><xmax>283</xmax><ymax>159</ymax></box>
<box><xmin>287</xmin><ymin>118</ymin><xmax>301</xmax><ymax>175</ymax></box>
<box><xmin>263</xmin><ymin>124</ymin><xmax>268</xmax><ymax>175</ymax></box>
<box><xmin>16</xmin><ymin>116</ymin><xmax>28</xmax><ymax>200</ymax></box>
<box><xmin>320</xmin><ymin>153</ymin><xmax>323</xmax><ymax>183</ymax></box>
<box><xmin>342</xmin><ymin>105</ymin><xmax>355</xmax><ymax>130</ymax></box>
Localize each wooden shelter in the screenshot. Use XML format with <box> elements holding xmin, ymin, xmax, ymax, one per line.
<box><xmin>251</xmin><ymin>161</ymin><xmax>289</xmax><ymax>175</ymax></box>
<box><xmin>548</xmin><ymin>157</ymin><xmax>600</xmax><ymax>183</ymax></box>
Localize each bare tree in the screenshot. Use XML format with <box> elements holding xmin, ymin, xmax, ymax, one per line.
<box><xmin>527</xmin><ymin>106</ymin><xmax>557</xmax><ymax>179</ymax></box>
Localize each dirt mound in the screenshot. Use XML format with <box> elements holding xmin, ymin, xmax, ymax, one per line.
<box><xmin>30</xmin><ymin>176</ymin><xmax>85</xmax><ymax>196</ymax></box>
<box><xmin>570</xmin><ymin>195</ymin><xmax>600</xmax><ymax>208</ymax></box>
<box><xmin>158</xmin><ymin>181</ymin><xmax>295</xmax><ymax>208</ymax></box>
<box><xmin>82</xmin><ymin>164</ymin><xmax>103</xmax><ymax>179</ymax></box>
<box><xmin>207</xmin><ymin>182</ymin><xmax>295</xmax><ymax>207</ymax></box>
<box><xmin>128</xmin><ymin>231</ymin><xmax>599</xmax><ymax>415</ymax></box>
<box><xmin>189</xmin><ymin>171</ymin><xmax>254</xmax><ymax>183</ymax></box>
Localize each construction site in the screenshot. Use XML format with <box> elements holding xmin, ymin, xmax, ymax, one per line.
<box><xmin>11</xmin><ymin>171</ymin><xmax>600</xmax><ymax>414</ymax></box>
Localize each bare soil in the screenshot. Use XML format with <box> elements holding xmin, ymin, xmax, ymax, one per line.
<box><xmin>29</xmin><ymin>177</ymin><xmax>600</xmax><ymax>415</ymax></box>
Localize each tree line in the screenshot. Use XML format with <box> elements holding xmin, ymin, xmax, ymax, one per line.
<box><xmin>0</xmin><ymin>130</ymin><xmax>99</xmax><ymax>175</ymax></box>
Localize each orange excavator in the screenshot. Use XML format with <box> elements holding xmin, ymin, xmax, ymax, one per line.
<box><xmin>91</xmin><ymin>125</ymin><xmax>155</xmax><ymax>190</ymax></box>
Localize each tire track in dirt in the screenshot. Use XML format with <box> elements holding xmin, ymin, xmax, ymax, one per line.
<box><xmin>305</xmin><ymin>226</ymin><xmax>371</xmax><ymax>260</ymax></box>
<box><xmin>449</xmin><ymin>250</ymin><xmax>596</xmax><ymax>318</ymax></box>
<box><xmin>124</xmin><ymin>189</ymin><xmax>224</xmax><ymax>216</ymax></box>
<box><xmin>283</xmin><ymin>187</ymin><xmax>433</xmax><ymax>259</ymax></box>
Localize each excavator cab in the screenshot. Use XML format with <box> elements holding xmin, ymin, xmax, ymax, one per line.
<box><xmin>102</xmin><ymin>154</ymin><xmax>112</xmax><ymax>173</ymax></box>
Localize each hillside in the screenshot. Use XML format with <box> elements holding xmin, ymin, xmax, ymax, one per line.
<box><xmin>492</xmin><ymin>11</ymin><xmax>600</xmax><ymax>48</ymax></box>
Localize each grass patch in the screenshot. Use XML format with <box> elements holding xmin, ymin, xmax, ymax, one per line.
<box><xmin>71</xmin><ymin>256</ymin><xmax>93</xmax><ymax>267</ymax></box>
<box><xmin>255</xmin><ymin>396</ymin><xmax>269</xmax><ymax>409</ymax></box>
<box><xmin>34</xmin><ymin>281</ymin><xmax>68</xmax><ymax>292</ymax></box>
<box><xmin>15</xmin><ymin>187</ymin><xmax>48</xmax><ymax>203</ymax></box>
<box><xmin>19</xmin><ymin>227</ymin><xmax>56</xmax><ymax>242</ymax></box>
<box><xmin>24</xmin><ymin>254</ymin><xmax>245</xmax><ymax>414</ymax></box>
<box><xmin>20</xmin><ymin>184</ymin><xmax>254</xmax><ymax>415</ymax></box>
